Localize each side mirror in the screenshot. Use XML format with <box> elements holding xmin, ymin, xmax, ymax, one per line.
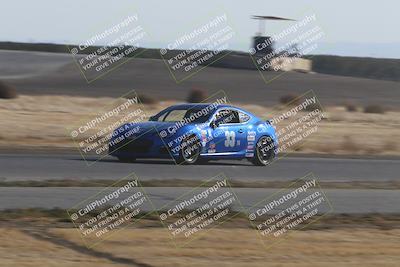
<box><xmin>210</xmin><ymin>121</ymin><xmax>217</xmax><ymax>129</ymax></box>
<box><xmin>149</xmin><ymin>116</ymin><xmax>155</xmax><ymax>121</ymax></box>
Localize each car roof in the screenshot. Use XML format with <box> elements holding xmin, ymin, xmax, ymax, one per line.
<box><xmin>156</xmin><ymin>103</ymin><xmax>258</xmax><ymax>120</ymax></box>
<box><xmin>169</xmin><ymin>103</ymin><xmax>235</xmax><ymax>109</ymax></box>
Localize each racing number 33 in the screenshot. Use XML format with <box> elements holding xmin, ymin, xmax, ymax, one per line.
<box><xmin>224</xmin><ymin>131</ymin><xmax>235</xmax><ymax>147</ymax></box>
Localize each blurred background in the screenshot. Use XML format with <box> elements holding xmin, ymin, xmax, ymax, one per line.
<box><xmin>0</xmin><ymin>0</ymin><xmax>399</xmax><ymax>266</ymax></box>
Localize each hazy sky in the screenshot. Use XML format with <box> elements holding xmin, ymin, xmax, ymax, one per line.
<box><xmin>2</xmin><ymin>0</ymin><xmax>399</xmax><ymax>58</ymax></box>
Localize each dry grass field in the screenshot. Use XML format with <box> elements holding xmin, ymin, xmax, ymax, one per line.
<box><xmin>0</xmin><ymin>227</ymin><xmax>116</xmax><ymax>267</ymax></box>
<box><xmin>0</xmin><ymin>94</ymin><xmax>399</xmax><ymax>155</ymax></box>
<box><xmin>1</xmin><ymin>224</ymin><xmax>399</xmax><ymax>267</ymax></box>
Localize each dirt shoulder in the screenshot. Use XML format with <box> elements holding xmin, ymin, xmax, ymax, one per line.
<box><xmin>1</xmin><ymin>179</ymin><xmax>400</xmax><ymax>189</ymax></box>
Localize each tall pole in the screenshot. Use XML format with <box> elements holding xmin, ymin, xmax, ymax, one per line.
<box><xmin>261</xmin><ymin>20</ymin><xmax>265</xmax><ymax>35</ymax></box>
<box><xmin>258</xmin><ymin>19</ymin><xmax>265</xmax><ymax>35</ymax></box>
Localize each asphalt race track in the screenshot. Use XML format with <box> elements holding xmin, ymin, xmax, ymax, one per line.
<box><xmin>0</xmin><ymin>187</ymin><xmax>399</xmax><ymax>213</ymax></box>
<box><xmin>0</xmin><ymin>152</ymin><xmax>399</xmax><ymax>182</ymax></box>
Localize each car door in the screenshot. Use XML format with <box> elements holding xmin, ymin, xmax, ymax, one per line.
<box><xmin>210</xmin><ymin>109</ymin><xmax>247</xmax><ymax>154</ymax></box>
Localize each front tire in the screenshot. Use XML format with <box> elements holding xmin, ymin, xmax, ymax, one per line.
<box><xmin>177</xmin><ymin>135</ymin><xmax>201</xmax><ymax>165</ymax></box>
<box><xmin>252</xmin><ymin>136</ymin><xmax>275</xmax><ymax>166</ymax></box>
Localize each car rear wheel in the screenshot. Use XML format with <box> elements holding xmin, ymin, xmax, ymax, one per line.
<box><xmin>252</xmin><ymin>136</ymin><xmax>275</xmax><ymax>166</ymax></box>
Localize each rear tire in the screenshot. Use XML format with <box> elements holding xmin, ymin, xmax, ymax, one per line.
<box><xmin>252</xmin><ymin>136</ymin><xmax>275</xmax><ymax>166</ymax></box>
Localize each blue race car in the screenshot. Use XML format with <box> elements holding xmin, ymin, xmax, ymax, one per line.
<box><xmin>109</xmin><ymin>103</ymin><xmax>278</xmax><ymax>166</ymax></box>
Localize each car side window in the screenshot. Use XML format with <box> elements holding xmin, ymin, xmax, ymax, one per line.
<box><xmin>215</xmin><ymin>109</ymin><xmax>240</xmax><ymax>125</ymax></box>
<box><xmin>163</xmin><ymin>109</ymin><xmax>187</xmax><ymax>122</ymax></box>
<box><xmin>155</xmin><ymin>112</ymin><xmax>165</xmax><ymax>121</ymax></box>
<box><xmin>239</xmin><ymin>111</ymin><xmax>250</xmax><ymax>123</ymax></box>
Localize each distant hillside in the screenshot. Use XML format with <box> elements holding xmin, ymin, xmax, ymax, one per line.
<box><xmin>0</xmin><ymin>42</ymin><xmax>70</xmax><ymax>54</ymax></box>
<box><xmin>307</xmin><ymin>55</ymin><xmax>400</xmax><ymax>82</ymax></box>
<box><xmin>0</xmin><ymin>41</ymin><xmax>161</xmax><ymax>59</ymax></box>
<box><xmin>1</xmin><ymin>41</ymin><xmax>399</xmax><ymax>82</ymax></box>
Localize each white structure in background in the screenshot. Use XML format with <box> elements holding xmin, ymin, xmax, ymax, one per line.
<box><xmin>270</xmin><ymin>57</ymin><xmax>312</xmax><ymax>72</ymax></box>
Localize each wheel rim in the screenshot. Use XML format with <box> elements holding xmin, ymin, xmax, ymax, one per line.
<box><xmin>182</xmin><ymin>141</ymin><xmax>200</xmax><ymax>163</ymax></box>
<box><xmin>257</xmin><ymin>137</ymin><xmax>274</xmax><ymax>164</ymax></box>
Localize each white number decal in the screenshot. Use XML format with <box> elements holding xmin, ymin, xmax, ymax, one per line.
<box><xmin>224</xmin><ymin>131</ymin><xmax>235</xmax><ymax>147</ymax></box>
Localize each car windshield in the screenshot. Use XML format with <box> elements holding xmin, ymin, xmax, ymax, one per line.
<box><xmin>151</xmin><ymin>107</ymin><xmax>212</xmax><ymax>123</ymax></box>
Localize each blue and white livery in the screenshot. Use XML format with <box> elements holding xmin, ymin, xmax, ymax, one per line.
<box><xmin>109</xmin><ymin>104</ymin><xmax>278</xmax><ymax>166</ymax></box>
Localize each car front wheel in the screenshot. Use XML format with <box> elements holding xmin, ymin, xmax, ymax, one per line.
<box><xmin>177</xmin><ymin>136</ymin><xmax>201</xmax><ymax>165</ymax></box>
